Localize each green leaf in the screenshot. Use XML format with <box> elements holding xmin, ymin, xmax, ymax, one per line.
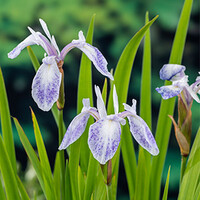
<box><xmin>0</xmin><ymin>174</ymin><xmax>6</xmax><ymax>200</ymax></box>
<box><xmin>69</xmin><ymin>14</ymin><xmax>95</xmax><ymax>200</ymax></box>
<box><xmin>65</xmin><ymin>160</ymin><xmax>72</xmax><ymax>200</ymax></box>
<box><xmin>0</xmin><ymin>68</ymin><xmax>17</xmax><ymax>173</ymax></box>
<box><xmin>135</xmin><ymin>12</ymin><xmax>152</xmax><ymax>200</ymax></box>
<box><xmin>178</xmin><ymin>128</ymin><xmax>200</xmax><ymax>200</ymax></box>
<box><xmin>30</xmin><ymin>109</ymin><xmax>56</xmax><ymax>200</ymax></box>
<box><xmin>150</xmin><ymin>0</ymin><xmax>193</xmax><ymax>199</ymax></box>
<box><xmin>0</xmin><ymin>135</ymin><xmax>21</xmax><ymax>200</ymax></box>
<box><xmin>27</xmin><ymin>46</ymin><xmax>40</xmax><ymax>71</ymax></box>
<box><xmin>162</xmin><ymin>166</ymin><xmax>171</xmax><ymax>200</ymax></box>
<box><xmin>13</xmin><ymin>117</ymin><xmax>46</xmax><ymax>198</ymax></box>
<box><xmin>78</xmin><ymin>166</ymin><xmax>85</xmax><ymax>198</ymax></box>
<box><xmin>53</xmin><ymin>153</ymin><xmax>61</xmax><ymax>200</ymax></box>
<box><xmin>78</xmin><ymin>14</ymin><xmax>95</xmax><ymax>173</ymax></box>
<box><xmin>106</xmin><ymin>15</ymin><xmax>158</xmax><ymax>199</ymax></box>
<box><xmin>16</xmin><ymin>176</ymin><xmax>30</xmax><ymax>200</ymax></box>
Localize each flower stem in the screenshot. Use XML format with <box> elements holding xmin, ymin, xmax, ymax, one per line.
<box><xmin>58</xmin><ymin>109</ymin><xmax>65</xmax><ymax>200</ymax></box>
<box><xmin>180</xmin><ymin>155</ymin><xmax>187</xmax><ymax>184</ymax></box>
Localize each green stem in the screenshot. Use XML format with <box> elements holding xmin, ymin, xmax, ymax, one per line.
<box><xmin>58</xmin><ymin>110</ymin><xmax>65</xmax><ymax>200</ymax></box>
<box><xmin>180</xmin><ymin>156</ymin><xmax>187</xmax><ymax>184</ymax></box>
<box><xmin>106</xmin><ymin>184</ymin><xmax>112</xmax><ymax>200</ymax></box>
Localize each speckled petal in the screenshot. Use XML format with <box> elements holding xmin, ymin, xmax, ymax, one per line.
<box><xmin>58</xmin><ymin>111</ymin><xmax>90</xmax><ymax>150</ymax></box>
<box><xmin>156</xmin><ymin>85</ymin><xmax>182</xmax><ymax>99</ymax></box>
<box><xmin>72</xmin><ymin>31</ymin><xmax>114</xmax><ymax>80</ymax></box>
<box><xmin>88</xmin><ymin>117</ymin><xmax>121</xmax><ymax>164</ymax></box>
<box><xmin>127</xmin><ymin>115</ymin><xmax>159</xmax><ymax>156</ymax></box>
<box><xmin>31</xmin><ymin>56</ymin><xmax>61</xmax><ymax>111</ymax></box>
<box><xmin>160</xmin><ymin>64</ymin><xmax>186</xmax><ymax>81</ymax></box>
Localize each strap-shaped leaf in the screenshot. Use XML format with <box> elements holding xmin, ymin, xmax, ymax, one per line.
<box><xmin>150</xmin><ymin>0</ymin><xmax>193</xmax><ymax>199</ymax></box>
<box><xmin>0</xmin><ymin>68</ymin><xmax>17</xmax><ymax>173</ymax></box>
<box><xmin>0</xmin><ymin>135</ymin><xmax>20</xmax><ymax>200</ymax></box>
<box><xmin>162</xmin><ymin>166</ymin><xmax>171</xmax><ymax>200</ymax></box>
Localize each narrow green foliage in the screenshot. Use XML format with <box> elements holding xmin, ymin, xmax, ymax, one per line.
<box><xmin>83</xmin><ymin>155</ymin><xmax>99</xmax><ymax>200</ymax></box>
<box><xmin>53</xmin><ymin>153</ymin><xmax>61</xmax><ymax>200</ymax></box>
<box><xmin>150</xmin><ymin>0</ymin><xmax>193</xmax><ymax>199</ymax></box>
<box><xmin>78</xmin><ymin>14</ymin><xmax>96</xmax><ymax>173</ymax></box>
<box><xmin>106</xmin><ymin>16</ymin><xmax>158</xmax><ymax>199</ymax></box>
<box><xmin>136</xmin><ymin>12</ymin><xmax>152</xmax><ymax>200</ymax></box>
<box><xmin>162</xmin><ymin>166</ymin><xmax>171</xmax><ymax>200</ymax></box>
<box><xmin>16</xmin><ymin>176</ymin><xmax>30</xmax><ymax>200</ymax></box>
<box><xmin>78</xmin><ymin>166</ymin><xmax>85</xmax><ymax>198</ymax></box>
<box><xmin>178</xmin><ymin>128</ymin><xmax>200</xmax><ymax>200</ymax></box>
<box><xmin>0</xmin><ymin>175</ymin><xmax>6</xmax><ymax>200</ymax></box>
<box><xmin>65</xmin><ymin>160</ymin><xmax>72</xmax><ymax>200</ymax></box>
<box><xmin>0</xmin><ymin>68</ymin><xmax>17</xmax><ymax>173</ymax></box>
<box><xmin>27</xmin><ymin>46</ymin><xmax>40</xmax><ymax>71</ymax></box>
<box><xmin>69</xmin><ymin>14</ymin><xmax>96</xmax><ymax>200</ymax></box>
<box><xmin>13</xmin><ymin>118</ymin><xmax>47</xmax><ymax>198</ymax></box>
<box><xmin>31</xmin><ymin>109</ymin><xmax>56</xmax><ymax>200</ymax></box>
<box><xmin>0</xmin><ymin>136</ymin><xmax>21</xmax><ymax>200</ymax></box>
<box><xmin>102</xmin><ymin>78</ymin><xmax>108</xmax><ymax>104</ymax></box>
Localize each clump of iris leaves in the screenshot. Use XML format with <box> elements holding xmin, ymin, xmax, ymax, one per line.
<box><xmin>0</xmin><ymin>0</ymin><xmax>199</xmax><ymax>199</ymax></box>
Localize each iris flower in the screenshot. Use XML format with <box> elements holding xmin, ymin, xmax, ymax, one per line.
<box><xmin>8</xmin><ymin>19</ymin><xmax>113</xmax><ymax>111</ymax></box>
<box><xmin>156</xmin><ymin>64</ymin><xmax>200</xmax><ymax>106</ymax></box>
<box><xmin>59</xmin><ymin>85</ymin><xmax>159</xmax><ymax>164</ymax></box>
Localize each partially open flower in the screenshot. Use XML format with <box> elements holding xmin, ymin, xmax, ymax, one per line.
<box><xmin>8</xmin><ymin>19</ymin><xmax>113</xmax><ymax>111</ymax></box>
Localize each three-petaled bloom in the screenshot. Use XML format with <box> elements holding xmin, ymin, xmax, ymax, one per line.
<box><xmin>59</xmin><ymin>85</ymin><xmax>159</xmax><ymax>164</ymax></box>
<box><xmin>156</xmin><ymin>64</ymin><xmax>200</xmax><ymax>106</ymax></box>
<box><xmin>8</xmin><ymin>19</ymin><xmax>113</xmax><ymax>111</ymax></box>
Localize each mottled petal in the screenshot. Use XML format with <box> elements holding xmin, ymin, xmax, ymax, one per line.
<box><xmin>95</xmin><ymin>85</ymin><xmax>107</xmax><ymax>118</ymax></box>
<box><xmin>31</xmin><ymin>56</ymin><xmax>61</xmax><ymax>111</ymax></box>
<box><xmin>113</xmin><ymin>85</ymin><xmax>119</xmax><ymax>114</ymax></box>
<box><xmin>8</xmin><ymin>34</ymin><xmax>38</xmax><ymax>59</ymax></box>
<box><xmin>156</xmin><ymin>85</ymin><xmax>183</xmax><ymax>99</ymax></box>
<box><xmin>160</xmin><ymin>64</ymin><xmax>186</xmax><ymax>81</ymax></box>
<box><xmin>73</xmin><ymin>31</ymin><xmax>113</xmax><ymax>80</ymax></box>
<box><xmin>185</xmin><ymin>86</ymin><xmax>200</xmax><ymax>103</ymax></box>
<box><xmin>127</xmin><ymin>114</ymin><xmax>159</xmax><ymax>155</ymax></box>
<box><xmin>88</xmin><ymin>117</ymin><xmax>121</xmax><ymax>164</ymax></box>
<box><xmin>59</xmin><ymin>111</ymin><xmax>90</xmax><ymax>150</ymax></box>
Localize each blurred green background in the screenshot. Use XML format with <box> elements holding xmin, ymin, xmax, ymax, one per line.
<box><xmin>0</xmin><ymin>0</ymin><xmax>199</xmax><ymax>199</ymax></box>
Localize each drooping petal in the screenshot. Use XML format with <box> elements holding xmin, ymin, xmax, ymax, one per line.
<box><xmin>159</xmin><ymin>64</ymin><xmax>186</xmax><ymax>81</ymax></box>
<box><xmin>88</xmin><ymin>117</ymin><xmax>121</xmax><ymax>164</ymax></box>
<box><xmin>31</xmin><ymin>56</ymin><xmax>62</xmax><ymax>111</ymax></box>
<box><xmin>95</xmin><ymin>85</ymin><xmax>107</xmax><ymax>118</ymax></box>
<box><xmin>8</xmin><ymin>34</ymin><xmax>38</xmax><ymax>59</ymax></box>
<box><xmin>126</xmin><ymin>114</ymin><xmax>159</xmax><ymax>156</ymax></box>
<box><xmin>113</xmin><ymin>85</ymin><xmax>119</xmax><ymax>114</ymax></box>
<box><xmin>59</xmin><ymin>111</ymin><xmax>90</xmax><ymax>150</ymax></box>
<box><xmin>61</xmin><ymin>31</ymin><xmax>114</xmax><ymax>80</ymax></box>
<box><xmin>156</xmin><ymin>85</ymin><xmax>183</xmax><ymax>99</ymax></box>
<box><xmin>185</xmin><ymin>86</ymin><xmax>200</xmax><ymax>103</ymax></box>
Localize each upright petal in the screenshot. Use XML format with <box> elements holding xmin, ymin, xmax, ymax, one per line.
<box><xmin>88</xmin><ymin>117</ymin><xmax>121</xmax><ymax>164</ymax></box>
<box><xmin>156</xmin><ymin>85</ymin><xmax>183</xmax><ymax>99</ymax></box>
<box><xmin>127</xmin><ymin>115</ymin><xmax>159</xmax><ymax>155</ymax></box>
<box><xmin>59</xmin><ymin>111</ymin><xmax>90</xmax><ymax>150</ymax></box>
<box><xmin>159</xmin><ymin>64</ymin><xmax>186</xmax><ymax>81</ymax></box>
<box><xmin>113</xmin><ymin>85</ymin><xmax>119</xmax><ymax>114</ymax></box>
<box><xmin>95</xmin><ymin>85</ymin><xmax>107</xmax><ymax>118</ymax></box>
<box><xmin>31</xmin><ymin>56</ymin><xmax>62</xmax><ymax>111</ymax></box>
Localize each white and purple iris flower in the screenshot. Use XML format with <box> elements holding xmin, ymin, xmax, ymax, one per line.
<box><xmin>59</xmin><ymin>85</ymin><xmax>159</xmax><ymax>164</ymax></box>
<box><xmin>156</xmin><ymin>64</ymin><xmax>200</xmax><ymax>106</ymax></box>
<box><xmin>8</xmin><ymin>19</ymin><xmax>113</xmax><ymax>111</ymax></box>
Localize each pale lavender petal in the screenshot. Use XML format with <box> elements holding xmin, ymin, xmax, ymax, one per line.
<box><xmin>31</xmin><ymin>56</ymin><xmax>61</xmax><ymax>111</ymax></box>
<box><xmin>59</xmin><ymin>112</ymin><xmax>90</xmax><ymax>150</ymax></box>
<box><xmin>88</xmin><ymin>117</ymin><xmax>121</xmax><ymax>164</ymax></box>
<box><xmin>185</xmin><ymin>86</ymin><xmax>200</xmax><ymax>103</ymax></box>
<box><xmin>8</xmin><ymin>34</ymin><xmax>37</xmax><ymax>59</ymax></box>
<box><xmin>160</xmin><ymin>64</ymin><xmax>186</xmax><ymax>81</ymax></box>
<box><xmin>113</xmin><ymin>85</ymin><xmax>119</xmax><ymax>114</ymax></box>
<box><xmin>127</xmin><ymin>115</ymin><xmax>159</xmax><ymax>155</ymax></box>
<box><xmin>156</xmin><ymin>85</ymin><xmax>183</xmax><ymax>99</ymax></box>
<box><xmin>95</xmin><ymin>85</ymin><xmax>107</xmax><ymax>118</ymax></box>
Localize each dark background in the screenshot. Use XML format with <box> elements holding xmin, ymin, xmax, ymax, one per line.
<box><xmin>0</xmin><ymin>0</ymin><xmax>199</xmax><ymax>199</ymax></box>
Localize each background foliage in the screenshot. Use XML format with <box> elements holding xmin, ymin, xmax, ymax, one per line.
<box><xmin>0</xmin><ymin>0</ymin><xmax>199</xmax><ymax>199</ymax></box>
